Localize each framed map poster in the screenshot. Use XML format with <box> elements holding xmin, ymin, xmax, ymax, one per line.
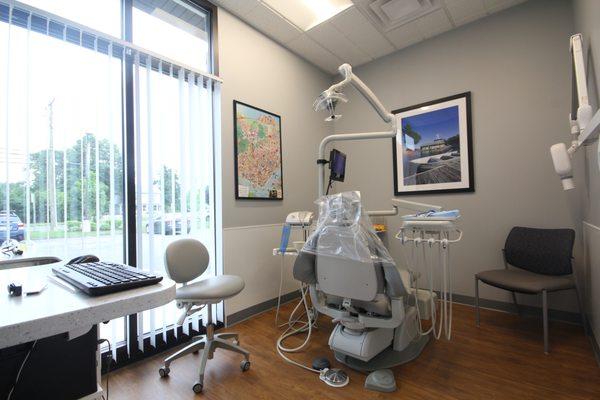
<box><xmin>233</xmin><ymin>100</ymin><xmax>284</xmax><ymax>200</ymax></box>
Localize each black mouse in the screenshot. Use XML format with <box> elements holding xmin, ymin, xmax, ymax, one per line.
<box><xmin>67</xmin><ymin>254</ymin><xmax>100</xmax><ymax>264</ymax></box>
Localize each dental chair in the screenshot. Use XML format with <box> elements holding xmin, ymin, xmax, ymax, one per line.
<box><xmin>293</xmin><ymin>192</ymin><xmax>428</xmax><ymax>371</ymax></box>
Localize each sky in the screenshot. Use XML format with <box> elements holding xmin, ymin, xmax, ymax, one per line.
<box><xmin>402</xmin><ymin>105</ymin><xmax>459</xmax><ymax>145</ymax></box>
<box><xmin>0</xmin><ymin>0</ymin><xmax>210</xmax><ymax>183</ymax></box>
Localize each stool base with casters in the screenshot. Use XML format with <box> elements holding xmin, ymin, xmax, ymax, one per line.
<box><xmin>159</xmin><ymin>308</ymin><xmax>250</xmax><ymax>393</ymax></box>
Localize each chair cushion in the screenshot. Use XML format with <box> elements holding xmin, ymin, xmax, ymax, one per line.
<box><xmin>176</xmin><ymin>275</ymin><xmax>245</xmax><ymax>301</ymax></box>
<box><xmin>476</xmin><ymin>269</ymin><xmax>574</xmax><ymax>294</ymax></box>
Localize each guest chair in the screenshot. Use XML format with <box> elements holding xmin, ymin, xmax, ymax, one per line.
<box><xmin>474</xmin><ymin>227</ymin><xmax>585</xmax><ymax>354</ymax></box>
<box><xmin>158</xmin><ymin>239</ymin><xmax>250</xmax><ymax>393</ymax></box>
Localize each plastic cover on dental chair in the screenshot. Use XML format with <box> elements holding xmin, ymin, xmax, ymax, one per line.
<box><xmin>302</xmin><ymin>191</ymin><xmax>395</xmax><ymax>265</ymax></box>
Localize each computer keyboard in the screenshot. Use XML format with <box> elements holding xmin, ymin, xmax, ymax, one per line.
<box><xmin>52</xmin><ymin>261</ymin><xmax>163</xmax><ymax>296</ymax></box>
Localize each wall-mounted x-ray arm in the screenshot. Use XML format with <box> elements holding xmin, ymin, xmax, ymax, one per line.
<box><xmin>550</xmin><ymin>34</ymin><xmax>600</xmax><ymax>190</ymax></box>
<box><xmin>315</xmin><ymin>64</ymin><xmax>398</xmax><ymax>213</ymax></box>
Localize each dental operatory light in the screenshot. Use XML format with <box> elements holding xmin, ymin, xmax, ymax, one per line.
<box><xmin>262</xmin><ymin>0</ymin><xmax>352</xmax><ymax>31</ymax></box>
<box><xmin>550</xmin><ymin>34</ymin><xmax>600</xmax><ymax>191</ymax></box>
<box><xmin>313</xmin><ymin>89</ymin><xmax>348</xmax><ymax>121</ymax></box>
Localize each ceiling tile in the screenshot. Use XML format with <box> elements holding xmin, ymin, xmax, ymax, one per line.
<box><xmin>244</xmin><ymin>3</ymin><xmax>302</xmax><ymax>44</ymax></box>
<box><xmin>330</xmin><ymin>7</ymin><xmax>396</xmax><ymax>60</ymax></box>
<box><xmin>286</xmin><ymin>34</ymin><xmax>342</xmax><ymax>74</ymax></box>
<box><xmin>385</xmin><ymin>20</ymin><xmax>423</xmax><ymax>49</ymax></box>
<box><xmin>416</xmin><ymin>8</ymin><xmax>454</xmax><ymax>38</ymax></box>
<box><xmin>307</xmin><ymin>22</ymin><xmax>372</xmax><ymax>66</ymax></box>
<box><xmin>444</xmin><ymin>0</ymin><xmax>487</xmax><ymax>26</ymax></box>
<box><xmin>213</xmin><ymin>0</ymin><xmax>259</xmax><ymax>17</ymax></box>
<box><xmin>484</xmin><ymin>0</ymin><xmax>526</xmax><ymax>13</ymax></box>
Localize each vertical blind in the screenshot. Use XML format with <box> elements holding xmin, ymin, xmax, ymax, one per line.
<box><xmin>1</xmin><ymin>0</ymin><xmax>220</xmax><ymax>358</ymax></box>
<box><xmin>134</xmin><ymin>53</ymin><xmax>217</xmax><ymax>351</ymax></box>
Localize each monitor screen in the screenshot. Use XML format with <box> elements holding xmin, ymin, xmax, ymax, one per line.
<box><xmin>329</xmin><ymin>149</ymin><xmax>346</xmax><ymax>182</ymax></box>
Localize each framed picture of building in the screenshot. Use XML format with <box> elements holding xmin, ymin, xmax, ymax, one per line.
<box><xmin>392</xmin><ymin>92</ymin><xmax>474</xmax><ymax>195</ymax></box>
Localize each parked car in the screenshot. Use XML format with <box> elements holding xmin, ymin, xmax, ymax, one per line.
<box><xmin>0</xmin><ymin>211</ymin><xmax>25</xmax><ymax>241</ymax></box>
<box><xmin>146</xmin><ymin>214</ymin><xmax>191</xmax><ymax>235</ymax></box>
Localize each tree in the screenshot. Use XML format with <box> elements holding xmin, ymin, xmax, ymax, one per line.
<box><xmin>154</xmin><ymin>166</ymin><xmax>181</xmax><ymax>212</ymax></box>
<box><xmin>403</xmin><ymin>122</ymin><xmax>422</xmax><ymax>144</ymax></box>
<box><xmin>16</xmin><ymin>132</ymin><xmax>124</xmax><ymax>226</ymax></box>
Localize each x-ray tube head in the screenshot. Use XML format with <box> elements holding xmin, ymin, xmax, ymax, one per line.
<box><xmin>313</xmin><ymin>89</ymin><xmax>348</xmax><ymax>121</ymax></box>
<box><xmin>550</xmin><ymin>142</ymin><xmax>575</xmax><ymax>190</ymax></box>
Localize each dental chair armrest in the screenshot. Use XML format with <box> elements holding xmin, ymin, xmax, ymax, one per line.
<box><xmin>357</xmin><ymin>298</ymin><xmax>405</xmax><ymax>329</ymax></box>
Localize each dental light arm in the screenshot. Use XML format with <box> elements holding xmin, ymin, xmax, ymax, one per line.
<box><xmin>330</xmin><ymin>64</ymin><xmax>395</xmax><ymax>124</ymax></box>
<box><xmin>550</xmin><ymin>34</ymin><xmax>600</xmax><ymax>190</ymax></box>
<box><xmin>316</xmin><ymin>64</ymin><xmax>398</xmax><ymax>198</ymax></box>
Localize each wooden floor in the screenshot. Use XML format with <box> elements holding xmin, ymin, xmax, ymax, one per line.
<box><xmin>108</xmin><ymin>303</ymin><xmax>600</xmax><ymax>399</ymax></box>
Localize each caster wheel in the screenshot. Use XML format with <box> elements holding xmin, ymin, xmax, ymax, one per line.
<box><xmin>159</xmin><ymin>367</ymin><xmax>170</xmax><ymax>378</ymax></box>
<box><xmin>240</xmin><ymin>360</ymin><xmax>251</xmax><ymax>372</ymax></box>
<box><xmin>192</xmin><ymin>382</ymin><xmax>203</xmax><ymax>393</ymax></box>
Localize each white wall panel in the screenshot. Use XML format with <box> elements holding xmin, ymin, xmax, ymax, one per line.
<box><xmin>223</xmin><ymin>224</ymin><xmax>304</xmax><ymax>318</ymax></box>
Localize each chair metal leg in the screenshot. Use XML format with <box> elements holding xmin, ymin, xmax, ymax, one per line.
<box><xmin>574</xmin><ymin>286</ymin><xmax>588</xmax><ymax>335</ymax></box>
<box><xmin>214</xmin><ymin>337</ymin><xmax>250</xmax><ymax>360</ymax></box>
<box><xmin>511</xmin><ymin>291</ymin><xmax>520</xmax><ymax>315</ymax></box>
<box><xmin>216</xmin><ymin>332</ymin><xmax>239</xmax><ymax>341</ymax></box>
<box><xmin>542</xmin><ymin>290</ymin><xmax>549</xmax><ymax>354</ymax></box>
<box><xmin>196</xmin><ymin>345</ymin><xmax>211</xmax><ymax>385</ymax></box>
<box><xmin>164</xmin><ymin>338</ymin><xmax>206</xmax><ymax>368</ymax></box>
<box><xmin>475</xmin><ymin>276</ymin><xmax>480</xmax><ymax>326</ymax></box>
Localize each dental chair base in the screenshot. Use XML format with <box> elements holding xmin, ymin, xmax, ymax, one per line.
<box><xmin>336</xmin><ymin>335</ymin><xmax>429</xmax><ymax>372</ymax></box>
<box><xmin>328</xmin><ymin>305</ymin><xmax>429</xmax><ymax>372</ymax></box>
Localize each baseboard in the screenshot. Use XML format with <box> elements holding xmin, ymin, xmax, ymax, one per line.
<box><xmin>585</xmin><ymin>319</ymin><xmax>600</xmax><ymax>367</ymax></box>
<box><xmin>226</xmin><ymin>290</ymin><xmax>302</xmax><ymax>326</ymax></box>
<box><xmin>451</xmin><ymin>293</ymin><xmax>584</xmax><ymax>325</ymax></box>
<box><xmin>227</xmin><ymin>291</ymin><xmax>583</xmax><ymax>327</ymax></box>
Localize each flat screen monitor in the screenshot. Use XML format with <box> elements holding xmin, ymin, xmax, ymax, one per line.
<box><xmin>329</xmin><ymin>149</ymin><xmax>346</xmax><ymax>182</ymax></box>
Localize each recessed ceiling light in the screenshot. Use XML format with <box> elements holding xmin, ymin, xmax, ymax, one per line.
<box><xmin>262</xmin><ymin>0</ymin><xmax>353</xmax><ymax>31</ymax></box>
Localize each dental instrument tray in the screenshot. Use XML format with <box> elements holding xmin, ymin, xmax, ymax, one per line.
<box><xmin>400</xmin><ymin>213</ymin><xmax>460</xmax><ymax>232</ymax></box>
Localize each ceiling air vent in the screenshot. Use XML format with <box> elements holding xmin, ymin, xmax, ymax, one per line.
<box><xmin>355</xmin><ymin>0</ymin><xmax>442</xmax><ymax>32</ymax></box>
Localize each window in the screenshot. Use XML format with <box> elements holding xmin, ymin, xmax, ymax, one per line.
<box><xmin>132</xmin><ymin>1</ymin><xmax>215</xmax><ymax>344</ymax></box>
<box><xmin>133</xmin><ymin>0</ymin><xmax>210</xmax><ymax>71</ymax></box>
<box><xmin>0</xmin><ymin>0</ymin><xmax>218</xmax><ymax>362</ymax></box>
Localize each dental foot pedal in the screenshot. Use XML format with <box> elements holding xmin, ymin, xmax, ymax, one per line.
<box><xmin>365</xmin><ymin>369</ymin><xmax>396</xmax><ymax>392</ymax></box>
<box><xmin>320</xmin><ymin>368</ymin><xmax>349</xmax><ymax>388</ymax></box>
<box><xmin>312</xmin><ymin>357</ymin><xmax>331</xmax><ymax>371</ymax></box>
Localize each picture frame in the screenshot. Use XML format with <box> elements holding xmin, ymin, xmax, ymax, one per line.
<box><xmin>233</xmin><ymin>100</ymin><xmax>284</xmax><ymax>200</ymax></box>
<box><xmin>392</xmin><ymin>92</ymin><xmax>474</xmax><ymax>196</ymax></box>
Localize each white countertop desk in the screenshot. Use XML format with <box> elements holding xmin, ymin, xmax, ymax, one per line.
<box><xmin>0</xmin><ymin>260</ymin><xmax>176</xmax><ymax>399</ymax></box>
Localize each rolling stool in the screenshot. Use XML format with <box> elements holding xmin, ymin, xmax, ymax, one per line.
<box><xmin>158</xmin><ymin>238</ymin><xmax>250</xmax><ymax>393</ymax></box>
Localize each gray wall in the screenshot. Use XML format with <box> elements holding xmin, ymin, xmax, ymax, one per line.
<box><xmin>331</xmin><ymin>0</ymin><xmax>580</xmax><ymax>311</ymax></box>
<box><xmin>574</xmin><ymin>0</ymin><xmax>600</xmax><ymax>226</ymax></box>
<box><xmin>573</xmin><ymin>0</ymin><xmax>600</xmax><ymax>347</ymax></box>
<box><xmin>218</xmin><ymin>10</ymin><xmax>332</xmax><ymax>229</ymax></box>
<box><xmin>216</xmin><ymin>10</ymin><xmax>333</xmax><ymax>319</ymax></box>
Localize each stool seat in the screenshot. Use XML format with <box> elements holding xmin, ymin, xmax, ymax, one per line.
<box><xmin>176</xmin><ymin>275</ymin><xmax>245</xmax><ymax>301</ymax></box>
